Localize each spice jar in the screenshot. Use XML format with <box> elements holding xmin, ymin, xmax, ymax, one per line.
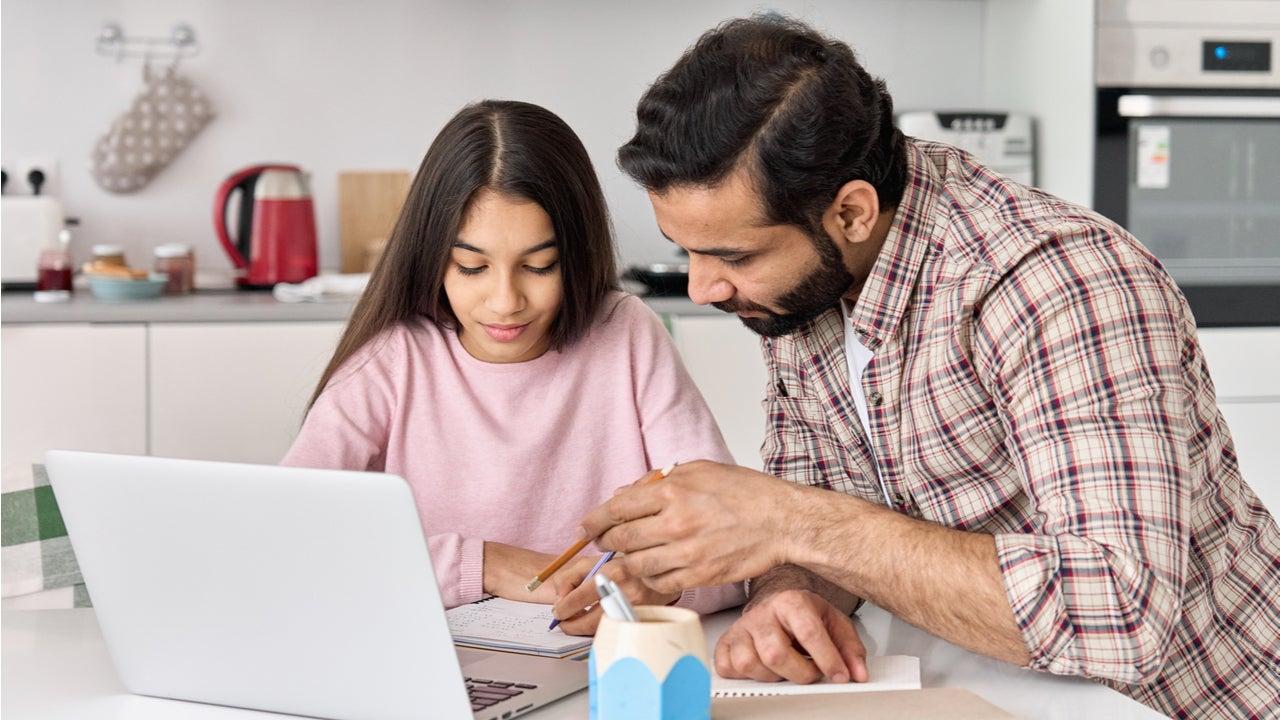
<box><xmin>92</xmin><ymin>244</ymin><xmax>127</xmax><ymax>267</ymax></box>
<box><xmin>153</xmin><ymin>244</ymin><xmax>195</xmax><ymax>295</ymax></box>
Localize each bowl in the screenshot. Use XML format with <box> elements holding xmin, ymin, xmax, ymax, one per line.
<box><xmin>87</xmin><ymin>274</ymin><xmax>168</xmax><ymax>301</ymax></box>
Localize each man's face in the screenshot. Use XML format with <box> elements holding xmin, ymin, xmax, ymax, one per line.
<box><xmin>648</xmin><ymin>172</ymin><xmax>855</xmax><ymax>337</ymax></box>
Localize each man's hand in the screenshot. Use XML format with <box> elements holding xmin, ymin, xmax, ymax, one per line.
<box><xmin>715</xmin><ymin>589</ymin><xmax>868</xmax><ymax>684</ymax></box>
<box><xmin>548</xmin><ymin>555</ymin><xmax>681</xmax><ymax>636</ymax></box>
<box><xmin>577</xmin><ymin>460</ymin><xmax>804</xmax><ymax>593</ymax></box>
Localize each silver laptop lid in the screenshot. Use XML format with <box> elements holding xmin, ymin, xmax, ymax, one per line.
<box><xmin>44</xmin><ymin>450</ymin><xmax>473</xmax><ymax>720</ymax></box>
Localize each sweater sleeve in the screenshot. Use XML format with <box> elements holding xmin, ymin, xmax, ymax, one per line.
<box><xmin>622</xmin><ymin>296</ymin><xmax>747</xmax><ymax>613</ymax></box>
<box><xmin>280</xmin><ymin>332</ymin><xmax>483</xmax><ymax>608</ymax></box>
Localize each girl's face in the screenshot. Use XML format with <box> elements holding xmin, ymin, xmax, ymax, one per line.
<box><xmin>444</xmin><ymin>188</ymin><xmax>564</xmax><ymax>363</ymax></box>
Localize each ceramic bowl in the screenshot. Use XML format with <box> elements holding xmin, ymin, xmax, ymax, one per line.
<box><xmin>87</xmin><ymin>274</ymin><xmax>168</xmax><ymax>301</ymax></box>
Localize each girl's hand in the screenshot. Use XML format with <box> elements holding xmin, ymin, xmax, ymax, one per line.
<box><xmin>482</xmin><ymin>541</ymin><xmax>561</xmax><ymax>604</ymax></box>
<box><xmin>548</xmin><ymin>554</ymin><xmax>681</xmax><ymax>636</ymax></box>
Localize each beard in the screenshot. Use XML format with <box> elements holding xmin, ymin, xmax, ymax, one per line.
<box><xmin>713</xmin><ymin>231</ymin><xmax>855</xmax><ymax>337</ymax></box>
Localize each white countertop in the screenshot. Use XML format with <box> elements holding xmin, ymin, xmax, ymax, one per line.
<box><xmin>1</xmin><ymin>606</ymin><xmax>1164</xmax><ymax>719</ymax></box>
<box><xmin>0</xmin><ymin>290</ymin><xmax>717</xmax><ymax>325</ymax></box>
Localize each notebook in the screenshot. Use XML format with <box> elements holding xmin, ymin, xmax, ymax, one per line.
<box><xmin>43</xmin><ymin>450</ymin><xmax>588</xmax><ymax>720</ymax></box>
<box><xmin>713</xmin><ymin>655</ymin><xmax>921</xmax><ymax>697</ymax></box>
<box><xmin>448</xmin><ymin>596</ymin><xmax>593</xmax><ymax>658</ymax></box>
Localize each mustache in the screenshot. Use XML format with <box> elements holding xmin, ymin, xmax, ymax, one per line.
<box><xmin>712</xmin><ymin>299</ymin><xmax>775</xmax><ymax>316</ymax></box>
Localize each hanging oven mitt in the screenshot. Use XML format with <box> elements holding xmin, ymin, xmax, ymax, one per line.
<box><xmin>90</xmin><ymin>62</ymin><xmax>214</xmax><ymax>194</ymax></box>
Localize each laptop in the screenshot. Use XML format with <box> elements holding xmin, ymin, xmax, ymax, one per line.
<box><xmin>43</xmin><ymin>450</ymin><xmax>588</xmax><ymax>720</ymax></box>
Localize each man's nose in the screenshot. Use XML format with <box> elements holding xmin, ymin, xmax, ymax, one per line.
<box><xmin>685</xmin><ymin>258</ymin><xmax>734</xmax><ymax>306</ymax></box>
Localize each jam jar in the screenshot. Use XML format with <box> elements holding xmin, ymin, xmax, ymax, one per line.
<box><xmin>153</xmin><ymin>243</ymin><xmax>195</xmax><ymax>295</ymax></box>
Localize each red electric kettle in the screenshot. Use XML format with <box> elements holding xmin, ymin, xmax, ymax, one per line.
<box><xmin>214</xmin><ymin>164</ymin><xmax>318</xmax><ymax>288</ymax></box>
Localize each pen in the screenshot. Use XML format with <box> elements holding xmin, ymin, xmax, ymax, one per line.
<box><xmin>595</xmin><ymin>572</ymin><xmax>637</xmax><ymax>622</ymax></box>
<box><xmin>526</xmin><ymin>463</ymin><xmax>677</xmax><ymax>592</ymax></box>
<box><xmin>548</xmin><ymin>551</ymin><xmax>615</xmax><ymax>631</ymax></box>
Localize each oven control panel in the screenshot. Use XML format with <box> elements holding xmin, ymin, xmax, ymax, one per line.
<box><xmin>1098</xmin><ymin>26</ymin><xmax>1279</xmax><ymax>88</ymax></box>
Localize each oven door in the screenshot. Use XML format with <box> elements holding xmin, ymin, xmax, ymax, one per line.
<box><xmin>1095</xmin><ymin>89</ymin><xmax>1280</xmax><ymax>326</ymax></box>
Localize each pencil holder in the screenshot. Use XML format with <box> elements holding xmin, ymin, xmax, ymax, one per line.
<box><xmin>589</xmin><ymin>605</ymin><xmax>710</xmax><ymax>720</ymax></box>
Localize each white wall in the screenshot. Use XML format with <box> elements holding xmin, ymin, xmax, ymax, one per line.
<box><xmin>982</xmin><ymin>0</ymin><xmax>1096</xmax><ymax>207</ymax></box>
<box><xmin>2</xmin><ymin>0</ymin><xmax>985</xmax><ymax>278</ymax></box>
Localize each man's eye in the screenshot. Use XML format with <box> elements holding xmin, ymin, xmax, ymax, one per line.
<box><xmin>720</xmin><ymin>255</ymin><xmax>750</xmax><ymax>267</ymax></box>
<box><xmin>455</xmin><ymin>264</ymin><xmax>485</xmax><ymax>275</ymax></box>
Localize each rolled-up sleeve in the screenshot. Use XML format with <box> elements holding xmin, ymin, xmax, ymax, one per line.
<box><xmin>978</xmin><ymin>233</ymin><xmax>1191</xmax><ymax>682</ymax></box>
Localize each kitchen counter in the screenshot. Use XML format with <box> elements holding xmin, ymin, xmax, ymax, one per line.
<box><xmin>0</xmin><ymin>289</ymin><xmax>356</xmax><ymax>324</ymax></box>
<box><xmin>0</xmin><ymin>289</ymin><xmax>719</xmax><ymax>325</ymax></box>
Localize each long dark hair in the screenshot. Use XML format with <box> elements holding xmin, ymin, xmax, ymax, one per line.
<box><xmin>617</xmin><ymin>14</ymin><xmax>907</xmax><ymax>234</ymax></box>
<box><xmin>308</xmin><ymin>100</ymin><xmax>618</xmax><ymax>410</ymax></box>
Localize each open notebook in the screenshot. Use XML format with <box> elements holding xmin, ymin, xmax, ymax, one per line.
<box><xmin>447</xmin><ymin>597</ymin><xmax>593</xmax><ymax>659</ymax></box>
<box><xmin>712</xmin><ymin>655</ymin><xmax>920</xmax><ymax>697</ymax></box>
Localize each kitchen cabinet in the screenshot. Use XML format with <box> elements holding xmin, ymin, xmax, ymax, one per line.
<box><xmin>0</xmin><ymin>320</ymin><xmax>343</xmax><ymax>470</ymax></box>
<box><xmin>1197</xmin><ymin>328</ymin><xmax>1280</xmax><ymax>513</ymax></box>
<box><xmin>668</xmin><ymin>315</ymin><xmax>768</xmax><ymax>470</ymax></box>
<box><xmin>149</xmin><ymin>322</ymin><xmax>344</xmax><ymax>464</ymax></box>
<box><xmin>0</xmin><ymin>324</ymin><xmax>148</xmax><ymax>474</ymax></box>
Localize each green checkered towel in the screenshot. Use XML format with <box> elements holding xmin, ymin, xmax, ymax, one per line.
<box><xmin>2</xmin><ymin>464</ymin><xmax>91</xmax><ymax>607</ymax></box>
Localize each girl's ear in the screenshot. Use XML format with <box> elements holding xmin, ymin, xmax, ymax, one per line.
<box><xmin>823</xmin><ymin>180</ymin><xmax>880</xmax><ymax>246</ymax></box>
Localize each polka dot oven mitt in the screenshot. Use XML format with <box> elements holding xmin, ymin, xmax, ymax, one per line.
<box><xmin>91</xmin><ymin>63</ymin><xmax>214</xmax><ymax>194</ymax></box>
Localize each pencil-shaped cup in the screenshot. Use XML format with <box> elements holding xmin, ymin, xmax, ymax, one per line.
<box><xmin>589</xmin><ymin>606</ymin><xmax>710</xmax><ymax>720</ymax></box>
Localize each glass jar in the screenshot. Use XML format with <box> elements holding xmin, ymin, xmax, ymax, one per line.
<box><xmin>92</xmin><ymin>244</ymin><xmax>127</xmax><ymax>267</ymax></box>
<box><xmin>153</xmin><ymin>243</ymin><xmax>194</xmax><ymax>295</ymax></box>
<box><xmin>36</xmin><ymin>247</ymin><xmax>74</xmax><ymax>292</ymax></box>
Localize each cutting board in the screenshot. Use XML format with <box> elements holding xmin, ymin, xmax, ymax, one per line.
<box><xmin>337</xmin><ymin>171</ymin><xmax>412</xmax><ymax>273</ymax></box>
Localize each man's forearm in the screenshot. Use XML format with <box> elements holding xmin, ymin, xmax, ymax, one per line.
<box><xmin>782</xmin><ymin>485</ymin><xmax>1031</xmax><ymax>665</ymax></box>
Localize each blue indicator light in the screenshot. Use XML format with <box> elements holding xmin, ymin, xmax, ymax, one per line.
<box><xmin>1215</xmin><ymin>45</ymin><xmax>1228</xmax><ymax>59</ymax></box>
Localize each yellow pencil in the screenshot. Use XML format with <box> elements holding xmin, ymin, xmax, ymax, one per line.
<box><xmin>525</xmin><ymin>463</ymin><xmax>676</xmax><ymax>592</ymax></box>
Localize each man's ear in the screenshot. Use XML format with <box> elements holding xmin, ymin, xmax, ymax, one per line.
<box><xmin>824</xmin><ymin>180</ymin><xmax>880</xmax><ymax>245</ymax></box>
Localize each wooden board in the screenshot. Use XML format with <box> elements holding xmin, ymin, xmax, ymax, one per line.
<box><xmin>337</xmin><ymin>171</ymin><xmax>411</xmax><ymax>273</ymax></box>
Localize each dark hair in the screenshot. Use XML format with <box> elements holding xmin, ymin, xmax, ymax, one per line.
<box><xmin>309</xmin><ymin>100</ymin><xmax>617</xmax><ymax>409</ymax></box>
<box><xmin>617</xmin><ymin>14</ymin><xmax>907</xmax><ymax>233</ymax></box>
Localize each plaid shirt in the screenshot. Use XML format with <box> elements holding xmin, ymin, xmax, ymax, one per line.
<box><xmin>761</xmin><ymin>140</ymin><xmax>1280</xmax><ymax>718</ymax></box>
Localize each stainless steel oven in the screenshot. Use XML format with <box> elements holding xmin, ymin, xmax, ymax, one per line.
<box><xmin>1094</xmin><ymin>0</ymin><xmax>1280</xmax><ymax>326</ymax></box>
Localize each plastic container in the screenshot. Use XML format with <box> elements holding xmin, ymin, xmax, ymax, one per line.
<box><xmin>91</xmin><ymin>244</ymin><xmax>127</xmax><ymax>267</ymax></box>
<box><xmin>153</xmin><ymin>244</ymin><xmax>195</xmax><ymax>295</ymax></box>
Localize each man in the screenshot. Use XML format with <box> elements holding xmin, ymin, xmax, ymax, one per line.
<box><xmin>573</xmin><ymin>15</ymin><xmax>1280</xmax><ymax>719</ymax></box>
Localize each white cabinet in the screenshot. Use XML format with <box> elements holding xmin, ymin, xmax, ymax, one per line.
<box><xmin>1</xmin><ymin>324</ymin><xmax>148</xmax><ymax>473</ymax></box>
<box><xmin>668</xmin><ymin>315</ymin><xmax>768</xmax><ymax>470</ymax></box>
<box><xmin>1</xmin><ymin>321</ymin><xmax>344</xmax><ymax>469</ymax></box>
<box><xmin>149</xmin><ymin>322</ymin><xmax>344</xmax><ymax>464</ymax></box>
<box><xmin>1197</xmin><ymin>328</ymin><xmax>1280</xmax><ymax>513</ymax></box>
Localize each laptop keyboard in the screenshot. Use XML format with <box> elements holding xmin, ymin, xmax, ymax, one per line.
<box><xmin>466</xmin><ymin>677</ymin><xmax>537</xmax><ymax>713</ymax></box>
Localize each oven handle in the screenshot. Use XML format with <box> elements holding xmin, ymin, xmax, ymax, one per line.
<box><xmin>1118</xmin><ymin>95</ymin><xmax>1280</xmax><ymax>119</ymax></box>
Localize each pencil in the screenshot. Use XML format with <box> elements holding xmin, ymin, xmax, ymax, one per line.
<box><xmin>525</xmin><ymin>463</ymin><xmax>676</xmax><ymax>592</ymax></box>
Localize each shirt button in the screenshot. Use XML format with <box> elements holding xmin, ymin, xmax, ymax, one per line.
<box><xmin>870</xmin><ymin>391</ymin><xmax>883</xmax><ymax>406</ymax></box>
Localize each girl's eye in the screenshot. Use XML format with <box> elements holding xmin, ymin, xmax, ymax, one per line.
<box><xmin>455</xmin><ymin>264</ymin><xmax>485</xmax><ymax>276</ymax></box>
<box><xmin>526</xmin><ymin>261</ymin><xmax>559</xmax><ymax>276</ymax></box>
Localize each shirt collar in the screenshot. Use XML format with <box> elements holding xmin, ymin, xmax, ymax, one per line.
<box><xmin>846</xmin><ymin>139</ymin><xmax>940</xmax><ymax>350</ymax></box>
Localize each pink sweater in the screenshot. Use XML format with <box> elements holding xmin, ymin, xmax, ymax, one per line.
<box><xmin>283</xmin><ymin>293</ymin><xmax>744</xmax><ymax>612</ymax></box>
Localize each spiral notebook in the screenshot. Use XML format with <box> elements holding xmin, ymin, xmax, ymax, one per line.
<box><xmin>447</xmin><ymin>597</ymin><xmax>593</xmax><ymax>659</ymax></box>
<box><xmin>712</xmin><ymin>655</ymin><xmax>920</xmax><ymax>697</ymax></box>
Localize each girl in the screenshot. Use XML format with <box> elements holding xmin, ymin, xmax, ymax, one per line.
<box><xmin>282</xmin><ymin>100</ymin><xmax>743</xmax><ymax>632</ymax></box>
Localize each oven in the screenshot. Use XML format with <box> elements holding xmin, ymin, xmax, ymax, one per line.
<box><xmin>1094</xmin><ymin>0</ymin><xmax>1280</xmax><ymax>326</ymax></box>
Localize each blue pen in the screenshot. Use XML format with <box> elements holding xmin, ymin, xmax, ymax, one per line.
<box><xmin>548</xmin><ymin>551</ymin><xmax>615</xmax><ymax>631</ymax></box>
